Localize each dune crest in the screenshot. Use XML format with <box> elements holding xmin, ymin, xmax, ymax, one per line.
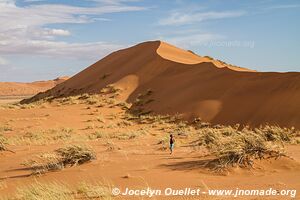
<box><xmin>157</xmin><ymin>41</ymin><xmax>254</xmax><ymax>72</ymax></box>
<box><xmin>157</xmin><ymin>41</ymin><xmax>203</xmax><ymax>64</ymax></box>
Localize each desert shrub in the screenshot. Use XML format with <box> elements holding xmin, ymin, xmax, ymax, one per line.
<box><xmin>195</xmin><ymin>125</ymin><xmax>295</xmax><ymax>171</ymax></box>
<box><xmin>55</xmin><ymin>144</ymin><xmax>96</xmax><ymax>166</ymax></box>
<box><xmin>255</xmin><ymin>125</ymin><xmax>297</xmax><ymax>142</ymax></box>
<box><xmin>209</xmin><ymin>131</ymin><xmax>284</xmax><ymax>170</ymax></box>
<box><xmin>198</xmin><ymin>129</ymin><xmax>222</xmax><ymax>148</ymax></box>
<box><xmin>85</xmin><ymin>96</ymin><xmax>100</xmax><ymax>105</ymax></box>
<box><xmin>116</xmin><ymin>102</ymin><xmax>131</xmax><ymax>110</ymax></box>
<box><xmin>100</xmin><ymin>84</ymin><xmax>122</xmax><ymax>97</ymax></box>
<box><xmin>88</xmin><ymin>131</ymin><xmax>108</xmax><ymax>139</ymax></box>
<box><xmin>24</xmin><ymin>145</ymin><xmax>96</xmax><ymax>175</ymax></box>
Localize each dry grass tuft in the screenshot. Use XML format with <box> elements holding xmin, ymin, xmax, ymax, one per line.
<box><xmin>23</xmin><ymin>144</ymin><xmax>96</xmax><ymax>175</ymax></box>
<box><xmin>76</xmin><ymin>181</ymin><xmax>112</xmax><ymax>199</ymax></box>
<box><xmin>0</xmin><ymin>134</ymin><xmax>14</xmax><ymax>153</ymax></box>
<box><xmin>55</xmin><ymin>144</ymin><xmax>96</xmax><ymax>166</ymax></box>
<box><xmin>255</xmin><ymin>125</ymin><xmax>297</xmax><ymax>142</ymax></box>
<box><xmin>196</xmin><ymin>125</ymin><xmax>294</xmax><ymax>171</ymax></box>
<box><xmin>210</xmin><ymin>132</ymin><xmax>284</xmax><ymax>170</ymax></box>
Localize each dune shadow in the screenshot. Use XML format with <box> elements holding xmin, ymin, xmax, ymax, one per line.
<box><xmin>1</xmin><ymin>167</ymin><xmax>34</xmax><ymax>180</ymax></box>
<box><xmin>0</xmin><ymin>174</ymin><xmax>31</xmax><ymax>180</ymax></box>
<box><xmin>160</xmin><ymin>157</ymin><xmax>220</xmax><ymax>171</ymax></box>
<box><xmin>5</xmin><ymin>167</ymin><xmax>33</xmax><ymax>172</ymax></box>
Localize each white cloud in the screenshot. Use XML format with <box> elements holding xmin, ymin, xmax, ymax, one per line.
<box><xmin>266</xmin><ymin>4</ymin><xmax>300</xmax><ymax>10</ymax></box>
<box><xmin>0</xmin><ymin>56</ymin><xmax>9</xmax><ymax>65</ymax></box>
<box><xmin>159</xmin><ymin>10</ymin><xmax>246</xmax><ymax>26</ymax></box>
<box><xmin>44</xmin><ymin>29</ymin><xmax>71</xmax><ymax>36</ymax></box>
<box><xmin>0</xmin><ymin>39</ymin><xmax>123</xmax><ymax>59</ymax></box>
<box><xmin>0</xmin><ymin>0</ymin><xmax>145</xmax><ymax>59</ymax></box>
<box><xmin>88</xmin><ymin>0</ymin><xmax>141</xmax><ymax>5</ymax></box>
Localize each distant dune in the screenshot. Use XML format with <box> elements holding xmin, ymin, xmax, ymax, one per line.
<box><xmin>22</xmin><ymin>41</ymin><xmax>300</xmax><ymax>128</ymax></box>
<box><xmin>0</xmin><ymin>76</ymin><xmax>68</xmax><ymax>96</ymax></box>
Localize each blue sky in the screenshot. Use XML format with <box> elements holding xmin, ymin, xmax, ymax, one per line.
<box><xmin>0</xmin><ymin>0</ymin><xmax>299</xmax><ymax>82</ymax></box>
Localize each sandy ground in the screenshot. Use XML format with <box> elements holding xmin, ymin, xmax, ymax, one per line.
<box><xmin>0</xmin><ymin>98</ymin><xmax>299</xmax><ymax>200</ymax></box>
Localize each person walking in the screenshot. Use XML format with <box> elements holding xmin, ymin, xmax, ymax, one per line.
<box><xmin>169</xmin><ymin>134</ymin><xmax>175</xmax><ymax>154</ymax></box>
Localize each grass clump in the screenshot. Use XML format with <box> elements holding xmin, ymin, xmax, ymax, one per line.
<box><xmin>24</xmin><ymin>144</ymin><xmax>96</xmax><ymax>175</ymax></box>
<box><xmin>210</xmin><ymin>132</ymin><xmax>284</xmax><ymax>170</ymax></box>
<box><xmin>89</xmin><ymin>131</ymin><xmax>108</xmax><ymax>140</ymax></box>
<box><xmin>0</xmin><ymin>134</ymin><xmax>14</xmax><ymax>153</ymax></box>
<box><xmin>55</xmin><ymin>144</ymin><xmax>96</xmax><ymax>166</ymax></box>
<box><xmin>196</xmin><ymin>125</ymin><xmax>293</xmax><ymax>171</ymax></box>
<box><xmin>255</xmin><ymin>125</ymin><xmax>297</xmax><ymax>143</ymax></box>
<box><xmin>76</xmin><ymin>182</ymin><xmax>112</xmax><ymax>199</ymax></box>
<box><xmin>0</xmin><ymin>134</ymin><xmax>7</xmax><ymax>151</ymax></box>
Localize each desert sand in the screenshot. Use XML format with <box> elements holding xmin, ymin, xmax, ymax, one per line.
<box><xmin>0</xmin><ymin>41</ymin><xmax>299</xmax><ymax>200</ymax></box>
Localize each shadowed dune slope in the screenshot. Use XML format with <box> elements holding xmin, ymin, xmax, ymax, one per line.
<box><xmin>22</xmin><ymin>41</ymin><xmax>300</xmax><ymax>128</ymax></box>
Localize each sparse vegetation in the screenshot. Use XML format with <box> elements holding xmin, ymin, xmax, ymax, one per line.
<box><xmin>4</xmin><ymin>181</ymin><xmax>113</xmax><ymax>200</ymax></box>
<box><xmin>10</xmin><ymin>128</ymin><xmax>75</xmax><ymax>145</ymax></box>
<box><xmin>14</xmin><ymin>182</ymin><xmax>73</xmax><ymax>200</ymax></box>
<box><xmin>89</xmin><ymin>130</ymin><xmax>146</xmax><ymax>141</ymax></box>
<box><xmin>1</xmin><ymin>85</ymin><xmax>299</xmax><ymax>199</ymax></box>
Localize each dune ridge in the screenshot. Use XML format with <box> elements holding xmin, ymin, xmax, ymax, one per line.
<box><xmin>0</xmin><ymin>76</ymin><xmax>68</xmax><ymax>96</ymax></box>
<box><xmin>22</xmin><ymin>41</ymin><xmax>300</xmax><ymax>128</ymax></box>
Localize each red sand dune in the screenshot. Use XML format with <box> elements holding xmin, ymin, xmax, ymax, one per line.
<box><xmin>23</xmin><ymin>41</ymin><xmax>300</xmax><ymax>128</ymax></box>
<box><xmin>0</xmin><ymin>76</ymin><xmax>68</xmax><ymax>96</ymax></box>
